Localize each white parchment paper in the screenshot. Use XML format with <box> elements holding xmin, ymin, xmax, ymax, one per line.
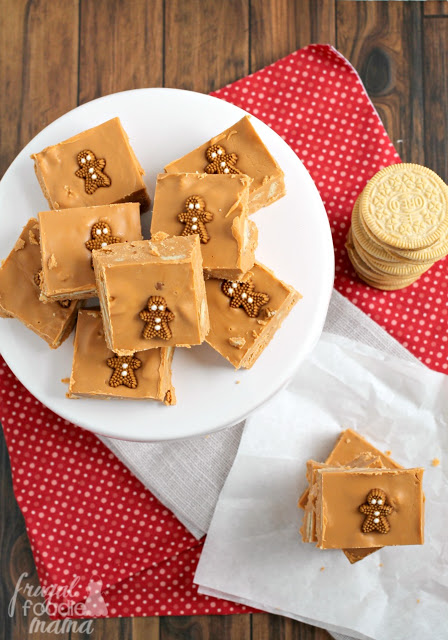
<box><xmin>195</xmin><ymin>333</ymin><xmax>448</xmax><ymax>640</ymax></box>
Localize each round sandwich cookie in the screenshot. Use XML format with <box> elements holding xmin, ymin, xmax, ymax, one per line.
<box><xmin>351</xmin><ymin>199</ymin><xmax>419</xmax><ymax>265</ymax></box>
<box><xmin>346</xmin><ymin>230</ymin><xmax>419</xmax><ymax>290</ymax></box>
<box><xmin>360</xmin><ymin>163</ymin><xmax>448</xmax><ymax>250</ymax></box>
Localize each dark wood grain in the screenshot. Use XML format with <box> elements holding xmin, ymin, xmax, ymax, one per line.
<box><xmin>0</xmin><ymin>0</ymin><xmax>79</xmax><ymax>177</ymax></box>
<box><xmin>160</xmin><ymin>614</ymin><xmax>251</xmax><ymax>640</ymax></box>
<box><xmin>336</xmin><ymin>0</ymin><xmax>425</xmax><ymax>165</ymax></box>
<box><xmin>70</xmin><ymin>617</ymin><xmax>134</xmax><ymax>640</ymax></box>
<box><xmin>164</xmin><ymin>0</ymin><xmax>249</xmax><ymax>93</ymax></box>
<box><xmin>252</xmin><ymin>613</ymin><xmax>332</xmax><ymax>640</ymax></box>
<box><xmin>78</xmin><ymin>0</ymin><xmax>164</xmax><ymax>105</ymax></box>
<box><xmin>249</xmin><ymin>0</ymin><xmax>336</xmax><ymax>72</ymax></box>
<box><xmin>424</xmin><ymin>1</ymin><xmax>448</xmax><ymax>16</ymax></box>
<box><xmin>423</xmin><ymin>14</ymin><xmax>448</xmax><ymax>181</ymax></box>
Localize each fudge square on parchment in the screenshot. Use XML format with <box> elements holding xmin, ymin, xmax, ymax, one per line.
<box><xmin>0</xmin><ymin>218</ymin><xmax>79</xmax><ymax>348</ymax></box>
<box><xmin>31</xmin><ymin>117</ymin><xmax>150</xmax><ymax>212</ymax></box>
<box><xmin>68</xmin><ymin>309</ymin><xmax>175</xmax><ymax>404</ymax></box>
<box><xmin>314</xmin><ymin>467</ymin><xmax>424</xmax><ymax>549</ymax></box>
<box><xmin>164</xmin><ymin>116</ymin><xmax>285</xmax><ymax>215</ymax></box>
<box><xmin>299</xmin><ymin>429</ymin><xmax>405</xmax><ymax>564</ymax></box>
<box><xmin>93</xmin><ymin>234</ymin><xmax>209</xmax><ymax>356</ymax></box>
<box><xmin>151</xmin><ymin>172</ymin><xmax>258</xmax><ymax>280</ymax></box>
<box><xmin>38</xmin><ymin>202</ymin><xmax>142</xmax><ymax>301</ymax></box>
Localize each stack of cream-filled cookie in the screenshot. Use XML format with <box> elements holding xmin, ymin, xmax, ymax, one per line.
<box><xmin>346</xmin><ymin>163</ymin><xmax>448</xmax><ymax>290</ymax></box>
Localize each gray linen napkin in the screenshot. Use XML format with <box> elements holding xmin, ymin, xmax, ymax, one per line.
<box><xmin>99</xmin><ymin>289</ymin><xmax>420</xmax><ymax>539</ymax></box>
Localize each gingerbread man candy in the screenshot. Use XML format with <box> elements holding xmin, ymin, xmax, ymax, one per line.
<box><xmin>139</xmin><ymin>296</ymin><xmax>175</xmax><ymax>340</ymax></box>
<box><xmin>107</xmin><ymin>354</ymin><xmax>142</xmax><ymax>389</ymax></box>
<box><xmin>221</xmin><ymin>280</ymin><xmax>270</xmax><ymax>318</ymax></box>
<box><xmin>178</xmin><ymin>196</ymin><xmax>214</xmax><ymax>244</ymax></box>
<box><xmin>205</xmin><ymin>144</ymin><xmax>241</xmax><ymax>175</ymax></box>
<box><xmin>359</xmin><ymin>488</ymin><xmax>394</xmax><ymax>534</ymax></box>
<box><xmin>85</xmin><ymin>222</ymin><xmax>121</xmax><ymax>252</ymax></box>
<box><xmin>75</xmin><ymin>150</ymin><xmax>111</xmax><ymax>194</ymax></box>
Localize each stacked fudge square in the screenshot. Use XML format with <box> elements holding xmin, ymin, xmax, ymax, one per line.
<box><xmin>0</xmin><ymin>114</ymin><xmax>301</xmax><ymax>404</ymax></box>
<box><xmin>299</xmin><ymin>430</ymin><xmax>425</xmax><ymax>560</ymax></box>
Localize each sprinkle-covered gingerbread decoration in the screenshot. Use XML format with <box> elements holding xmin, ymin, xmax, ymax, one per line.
<box><xmin>107</xmin><ymin>354</ymin><xmax>142</xmax><ymax>389</ymax></box>
<box><xmin>34</xmin><ymin>270</ymin><xmax>71</xmax><ymax>309</ymax></box>
<box><xmin>359</xmin><ymin>488</ymin><xmax>394</xmax><ymax>534</ymax></box>
<box><xmin>222</xmin><ymin>280</ymin><xmax>270</xmax><ymax>318</ymax></box>
<box><xmin>139</xmin><ymin>296</ymin><xmax>175</xmax><ymax>340</ymax></box>
<box><xmin>178</xmin><ymin>196</ymin><xmax>214</xmax><ymax>243</ymax></box>
<box><xmin>205</xmin><ymin>144</ymin><xmax>241</xmax><ymax>175</ymax></box>
<box><xmin>75</xmin><ymin>150</ymin><xmax>111</xmax><ymax>194</ymax></box>
<box><xmin>85</xmin><ymin>222</ymin><xmax>121</xmax><ymax>252</ymax></box>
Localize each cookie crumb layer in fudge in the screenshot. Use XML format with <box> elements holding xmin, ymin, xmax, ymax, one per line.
<box><xmin>31</xmin><ymin>117</ymin><xmax>150</xmax><ymax>212</ymax></box>
<box><xmin>314</xmin><ymin>467</ymin><xmax>424</xmax><ymax>549</ymax></box>
<box><xmin>0</xmin><ymin>219</ymin><xmax>79</xmax><ymax>348</ymax></box>
<box><xmin>151</xmin><ymin>173</ymin><xmax>258</xmax><ymax>279</ymax></box>
<box><xmin>164</xmin><ymin>116</ymin><xmax>285</xmax><ymax>215</ymax></box>
<box><xmin>93</xmin><ymin>235</ymin><xmax>209</xmax><ymax>355</ymax></box>
<box><xmin>205</xmin><ymin>262</ymin><xmax>301</xmax><ymax>369</ymax></box>
<box><xmin>38</xmin><ymin>203</ymin><xmax>142</xmax><ymax>301</ymax></box>
<box><xmin>68</xmin><ymin>309</ymin><xmax>175</xmax><ymax>402</ymax></box>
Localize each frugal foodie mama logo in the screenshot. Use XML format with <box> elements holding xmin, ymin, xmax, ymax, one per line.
<box><xmin>8</xmin><ymin>572</ymin><xmax>108</xmax><ymax>633</ymax></box>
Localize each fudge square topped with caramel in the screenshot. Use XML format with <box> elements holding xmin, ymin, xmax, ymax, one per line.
<box><xmin>31</xmin><ymin>117</ymin><xmax>150</xmax><ymax>212</ymax></box>
<box><xmin>205</xmin><ymin>263</ymin><xmax>301</xmax><ymax>369</ymax></box>
<box><xmin>164</xmin><ymin>116</ymin><xmax>285</xmax><ymax>215</ymax></box>
<box><xmin>39</xmin><ymin>203</ymin><xmax>142</xmax><ymax>301</ymax></box>
<box><xmin>68</xmin><ymin>310</ymin><xmax>175</xmax><ymax>403</ymax></box>
<box><xmin>93</xmin><ymin>234</ymin><xmax>209</xmax><ymax>355</ymax></box>
<box><xmin>0</xmin><ymin>218</ymin><xmax>78</xmax><ymax>349</ymax></box>
<box><xmin>151</xmin><ymin>173</ymin><xmax>258</xmax><ymax>280</ymax></box>
<box><xmin>314</xmin><ymin>467</ymin><xmax>425</xmax><ymax>549</ymax></box>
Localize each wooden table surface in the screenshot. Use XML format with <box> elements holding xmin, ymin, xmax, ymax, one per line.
<box><xmin>0</xmin><ymin>1</ymin><xmax>447</xmax><ymax>639</ymax></box>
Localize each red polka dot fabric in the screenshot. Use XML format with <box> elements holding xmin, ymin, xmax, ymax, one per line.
<box><xmin>1</xmin><ymin>44</ymin><xmax>444</xmax><ymax>620</ymax></box>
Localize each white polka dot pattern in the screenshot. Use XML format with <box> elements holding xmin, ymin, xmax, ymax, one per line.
<box><xmin>1</xmin><ymin>44</ymin><xmax>444</xmax><ymax>620</ymax></box>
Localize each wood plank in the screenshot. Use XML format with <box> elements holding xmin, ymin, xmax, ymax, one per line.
<box><xmin>423</xmin><ymin>16</ymin><xmax>448</xmax><ymax>181</ymax></box>
<box><xmin>249</xmin><ymin>0</ymin><xmax>336</xmax><ymax>72</ymax></box>
<box><xmin>336</xmin><ymin>0</ymin><xmax>425</xmax><ymax>165</ymax></box>
<box><xmin>424</xmin><ymin>1</ymin><xmax>448</xmax><ymax>16</ymax></box>
<box><xmin>0</xmin><ymin>0</ymin><xmax>78</xmax><ymax>177</ymax></box>
<box><xmin>164</xmin><ymin>0</ymin><xmax>249</xmax><ymax>93</ymax></box>
<box><xmin>132</xmin><ymin>616</ymin><xmax>160</xmax><ymax>639</ymax></box>
<box><xmin>160</xmin><ymin>614</ymin><xmax>251</xmax><ymax>640</ymax></box>
<box><xmin>70</xmin><ymin>617</ymin><xmax>133</xmax><ymax>639</ymax></box>
<box><xmin>78</xmin><ymin>0</ymin><xmax>164</xmax><ymax>105</ymax></box>
<box><xmin>252</xmin><ymin>612</ymin><xmax>332</xmax><ymax>640</ymax></box>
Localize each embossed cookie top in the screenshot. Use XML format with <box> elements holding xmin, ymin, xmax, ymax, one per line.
<box><xmin>361</xmin><ymin>163</ymin><xmax>448</xmax><ymax>250</ymax></box>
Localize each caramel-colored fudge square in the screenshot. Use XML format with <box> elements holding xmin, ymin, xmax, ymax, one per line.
<box><xmin>151</xmin><ymin>173</ymin><xmax>258</xmax><ymax>280</ymax></box>
<box><xmin>0</xmin><ymin>219</ymin><xmax>79</xmax><ymax>348</ymax></box>
<box><xmin>68</xmin><ymin>309</ymin><xmax>175</xmax><ymax>402</ymax></box>
<box><xmin>315</xmin><ymin>468</ymin><xmax>424</xmax><ymax>549</ymax></box>
<box><xmin>38</xmin><ymin>203</ymin><xmax>142</xmax><ymax>301</ymax></box>
<box><xmin>298</xmin><ymin>429</ymin><xmax>401</xmax><ymax>510</ymax></box>
<box><xmin>298</xmin><ymin>429</ymin><xmax>403</xmax><ymax>563</ymax></box>
<box><xmin>300</xmin><ymin>454</ymin><xmax>384</xmax><ymax>544</ymax></box>
<box><xmin>93</xmin><ymin>234</ymin><xmax>209</xmax><ymax>355</ymax></box>
<box><xmin>205</xmin><ymin>263</ymin><xmax>301</xmax><ymax>369</ymax></box>
<box><xmin>31</xmin><ymin>117</ymin><xmax>150</xmax><ymax>212</ymax></box>
<box><xmin>326</xmin><ymin>429</ymin><xmax>402</xmax><ymax>469</ymax></box>
<box><xmin>164</xmin><ymin>116</ymin><xmax>285</xmax><ymax>215</ymax></box>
